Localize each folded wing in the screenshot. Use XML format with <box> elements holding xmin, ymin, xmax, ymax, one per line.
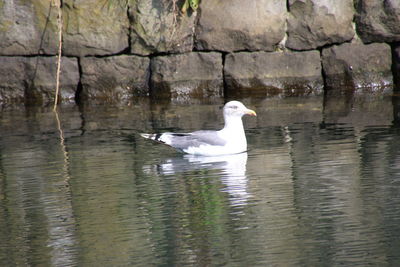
<box><xmin>141</xmin><ymin>130</ymin><xmax>227</xmax><ymax>152</ymax></box>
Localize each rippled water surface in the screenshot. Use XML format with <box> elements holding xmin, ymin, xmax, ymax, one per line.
<box><xmin>1</xmin><ymin>96</ymin><xmax>400</xmax><ymax>266</ymax></box>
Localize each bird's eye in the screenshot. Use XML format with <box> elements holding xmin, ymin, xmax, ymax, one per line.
<box><xmin>231</xmin><ymin>105</ymin><xmax>238</xmax><ymax>109</ymax></box>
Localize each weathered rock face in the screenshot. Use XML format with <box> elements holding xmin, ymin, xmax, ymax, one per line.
<box><xmin>0</xmin><ymin>0</ymin><xmax>58</xmax><ymax>55</ymax></box>
<box><xmin>80</xmin><ymin>55</ymin><xmax>150</xmax><ymax>101</ymax></box>
<box><xmin>129</xmin><ymin>1</ymin><xmax>196</xmax><ymax>55</ymax></box>
<box><xmin>355</xmin><ymin>0</ymin><xmax>400</xmax><ymax>43</ymax></box>
<box><xmin>224</xmin><ymin>51</ymin><xmax>323</xmax><ymax>97</ymax></box>
<box><xmin>151</xmin><ymin>52</ymin><xmax>223</xmax><ymax>101</ymax></box>
<box><xmin>0</xmin><ymin>0</ymin><xmax>399</xmax><ymax>104</ymax></box>
<box><xmin>196</xmin><ymin>0</ymin><xmax>286</xmax><ymax>52</ymax></box>
<box><xmin>0</xmin><ymin>56</ymin><xmax>79</xmax><ymax>103</ymax></box>
<box><xmin>0</xmin><ymin>0</ymin><xmax>130</xmax><ymax>57</ymax></box>
<box><xmin>62</xmin><ymin>0</ymin><xmax>129</xmax><ymax>56</ymax></box>
<box><xmin>287</xmin><ymin>0</ymin><xmax>355</xmax><ymax>50</ymax></box>
<box><xmin>0</xmin><ymin>57</ymin><xmax>26</xmax><ymax>102</ymax></box>
<box><xmin>322</xmin><ymin>42</ymin><xmax>393</xmax><ymax>93</ymax></box>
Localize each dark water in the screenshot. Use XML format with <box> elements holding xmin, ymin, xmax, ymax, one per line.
<box><xmin>1</xmin><ymin>96</ymin><xmax>400</xmax><ymax>266</ymax></box>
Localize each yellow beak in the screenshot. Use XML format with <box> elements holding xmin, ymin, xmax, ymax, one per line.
<box><xmin>246</xmin><ymin>109</ymin><xmax>257</xmax><ymax>116</ymax></box>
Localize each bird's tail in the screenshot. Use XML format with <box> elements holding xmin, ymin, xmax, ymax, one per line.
<box><xmin>140</xmin><ymin>133</ymin><xmax>152</xmax><ymax>139</ymax></box>
<box><xmin>141</xmin><ymin>133</ymin><xmax>155</xmax><ymax>139</ymax></box>
<box><xmin>140</xmin><ymin>133</ymin><xmax>163</xmax><ymax>142</ymax></box>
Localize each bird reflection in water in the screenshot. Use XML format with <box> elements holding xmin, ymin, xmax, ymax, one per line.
<box><xmin>142</xmin><ymin>152</ymin><xmax>250</xmax><ymax>207</ymax></box>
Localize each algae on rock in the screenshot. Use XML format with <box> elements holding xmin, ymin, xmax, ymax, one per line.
<box><xmin>129</xmin><ymin>0</ymin><xmax>196</xmax><ymax>55</ymax></box>
<box><xmin>62</xmin><ymin>0</ymin><xmax>130</xmax><ymax>56</ymax></box>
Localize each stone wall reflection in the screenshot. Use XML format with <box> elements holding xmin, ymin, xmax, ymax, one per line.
<box><xmin>1</xmin><ymin>96</ymin><xmax>400</xmax><ymax>266</ymax></box>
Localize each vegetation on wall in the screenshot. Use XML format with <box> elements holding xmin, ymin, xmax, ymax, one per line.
<box><xmin>181</xmin><ymin>0</ymin><xmax>200</xmax><ymax>13</ymax></box>
<box><xmin>105</xmin><ymin>0</ymin><xmax>200</xmax><ymax>15</ymax></box>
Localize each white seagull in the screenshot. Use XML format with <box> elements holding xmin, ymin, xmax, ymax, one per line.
<box><xmin>140</xmin><ymin>101</ymin><xmax>256</xmax><ymax>156</ymax></box>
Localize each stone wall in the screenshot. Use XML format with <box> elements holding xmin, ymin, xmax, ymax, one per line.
<box><xmin>0</xmin><ymin>0</ymin><xmax>399</xmax><ymax>104</ymax></box>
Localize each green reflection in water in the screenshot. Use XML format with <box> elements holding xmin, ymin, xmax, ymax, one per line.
<box><xmin>0</xmin><ymin>96</ymin><xmax>400</xmax><ymax>266</ymax></box>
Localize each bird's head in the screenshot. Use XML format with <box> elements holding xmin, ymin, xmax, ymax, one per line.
<box><xmin>223</xmin><ymin>101</ymin><xmax>257</xmax><ymax>118</ymax></box>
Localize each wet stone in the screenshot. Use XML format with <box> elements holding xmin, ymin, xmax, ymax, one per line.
<box><xmin>0</xmin><ymin>56</ymin><xmax>79</xmax><ymax>104</ymax></box>
<box><xmin>150</xmin><ymin>52</ymin><xmax>223</xmax><ymax>101</ymax></box>
<box><xmin>224</xmin><ymin>51</ymin><xmax>323</xmax><ymax>97</ymax></box>
<box><xmin>80</xmin><ymin>55</ymin><xmax>150</xmax><ymax>102</ymax></box>
<box><xmin>322</xmin><ymin>42</ymin><xmax>393</xmax><ymax>94</ymax></box>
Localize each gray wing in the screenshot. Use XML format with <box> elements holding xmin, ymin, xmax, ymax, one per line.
<box><xmin>169</xmin><ymin>130</ymin><xmax>227</xmax><ymax>150</ymax></box>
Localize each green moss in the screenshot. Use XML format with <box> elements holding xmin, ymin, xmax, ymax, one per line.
<box><xmin>63</xmin><ymin>0</ymin><xmax>128</xmax><ymax>35</ymax></box>
<box><xmin>0</xmin><ymin>19</ymin><xmax>12</xmax><ymax>32</ymax></box>
<box><xmin>0</xmin><ymin>1</ymin><xmax>12</xmax><ymax>32</ymax></box>
<box><xmin>33</xmin><ymin>0</ymin><xmax>58</xmax><ymax>33</ymax></box>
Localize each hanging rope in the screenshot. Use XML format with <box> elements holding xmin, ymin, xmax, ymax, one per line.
<box><xmin>54</xmin><ymin>0</ymin><xmax>63</xmax><ymax>110</ymax></box>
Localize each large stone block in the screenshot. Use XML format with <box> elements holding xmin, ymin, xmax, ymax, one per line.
<box><xmin>151</xmin><ymin>52</ymin><xmax>223</xmax><ymax>100</ymax></box>
<box><xmin>80</xmin><ymin>55</ymin><xmax>150</xmax><ymax>101</ymax></box>
<box><xmin>0</xmin><ymin>56</ymin><xmax>79</xmax><ymax>103</ymax></box>
<box><xmin>0</xmin><ymin>57</ymin><xmax>26</xmax><ymax>101</ymax></box>
<box><xmin>287</xmin><ymin>0</ymin><xmax>355</xmax><ymax>50</ymax></box>
<box><xmin>322</xmin><ymin>42</ymin><xmax>393</xmax><ymax>93</ymax></box>
<box><xmin>62</xmin><ymin>0</ymin><xmax>129</xmax><ymax>56</ymax></box>
<box><xmin>224</xmin><ymin>51</ymin><xmax>323</xmax><ymax>97</ymax></box>
<box><xmin>0</xmin><ymin>0</ymin><xmax>58</xmax><ymax>55</ymax></box>
<box><xmin>129</xmin><ymin>1</ymin><xmax>196</xmax><ymax>55</ymax></box>
<box><xmin>196</xmin><ymin>0</ymin><xmax>286</xmax><ymax>52</ymax></box>
<box><xmin>355</xmin><ymin>0</ymin><xmax>400</xmax><ymax>43</ymax></box>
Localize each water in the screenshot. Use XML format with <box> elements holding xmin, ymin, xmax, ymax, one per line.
<box><xmin>1</xmin><ymin>96</ymin><xmax>400</xmax><ymax>266</ymax></box>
